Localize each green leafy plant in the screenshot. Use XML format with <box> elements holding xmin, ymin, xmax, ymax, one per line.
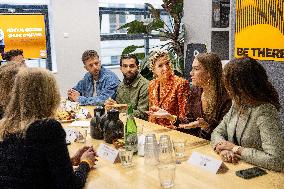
<box><xmin>119</xmin><ymin>0</ymin><xmax>185</xmax><ymax>79</ymax></box>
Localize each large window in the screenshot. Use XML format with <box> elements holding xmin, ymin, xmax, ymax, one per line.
<box><xmin>99</xmin><ymin>0</ymin><xmax>171</xmax><ymax>66</ymax></box>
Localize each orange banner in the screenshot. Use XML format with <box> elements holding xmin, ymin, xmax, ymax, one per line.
<box><xmin>0</xmin><ymin>14</ymin><xmax>47</xmax><ymax>60</ymax></box>
<box><xmin>235</xmin><ymin>0</ymin><xmax>284</xmax><ymax>61</ymax></box>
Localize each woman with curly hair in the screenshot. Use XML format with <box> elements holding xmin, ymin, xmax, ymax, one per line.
<box><xmin>211</xmin><ymin>57</ymin><xmax>284</xmax><ymax>172</ymax></box>
<box><xmin>0</xmin><ymin>62</ymin><xmax>25</xmax><ymax>119</ymax></box>
<box><xmin>0</xmin><ymin>68</ymin><xmax>98</xmax><ymax>188</ymax></box>
<box><xmin>147</xmin><ymin>50</ymin><xmax>189</xmax><ymax>128</ymax></box>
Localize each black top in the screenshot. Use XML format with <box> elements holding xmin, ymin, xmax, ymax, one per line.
<box><xmin>0</xmin><ymin>119</ymin><xmax>90</xmax><ymax>189</ymax></box>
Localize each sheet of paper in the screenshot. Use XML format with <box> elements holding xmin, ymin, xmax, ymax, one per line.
<box><xmin>68</xmin><ymin>120</ymin><xmax>90</xmax><ymax>127</ymax></box>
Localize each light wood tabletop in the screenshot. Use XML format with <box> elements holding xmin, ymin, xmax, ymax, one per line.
<box><xmin>65</xmin><ymin>106</ymin><xmax>284</xmax><ymax>189</ymax></box>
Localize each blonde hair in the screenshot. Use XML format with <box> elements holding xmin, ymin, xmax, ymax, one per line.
<box><xmin>0</xmin><ymin>62</ymin><xmax>24</xmax><ymax>109</ymax></box>
<box><xmin>0</xmin><ymin>68</ymin><xmax>60</xmax><ymax>140</ymax></box>
<box><xmin>148</xmin><ymin>50</ymin><xmax>173</xmax><ymax>72</ymax></box>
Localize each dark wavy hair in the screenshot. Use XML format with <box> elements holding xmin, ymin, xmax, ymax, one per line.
<box><xmin>3</xmin><ymin>49</ymin><xmax>23</xmax><ymax>61</ymax></box>
<box><xmin>223</xmin><ymin>57</ymin><xmax>280</xmax><ymax>110</ymax></box>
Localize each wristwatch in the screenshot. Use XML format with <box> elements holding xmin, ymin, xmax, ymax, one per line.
<box><xmin>232</xmin><ymin>145</ymin><xmax>241</xmax><ymax>154</ymax></box>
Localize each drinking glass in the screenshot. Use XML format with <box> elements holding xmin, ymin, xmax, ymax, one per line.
<box><xmin>172</xmin><ymin>139</ymin><xmax>186</xmax><ymax>164</ymax></box>
<box><xmin>75</xmin><ymin>129</ymin><xmax>87</xmax><ymax>143</ymax></box>
<box><xmin>119</xmin><ymin>148</ymin><xmax>134</xmax><ymax>167</ymax></box>
<box><xmin>158</xmin><ymin>135</ymin><xmax>174</xmax><ymax>164</ymax></box>
<box><xmin>158</xmin><ymin>164</ymin><xmax>176</xmax><ymax>188</ymax></box>
<box><xmin>144</xmin><ymin>134</ymin><xmax>159</xmax><ymax>166</ymax></box>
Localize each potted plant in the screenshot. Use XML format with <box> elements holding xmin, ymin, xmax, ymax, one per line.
<box><xmin>119</xmin><ymin>0</ymin><xmax>185</xmax><ymax>80</ymax></box>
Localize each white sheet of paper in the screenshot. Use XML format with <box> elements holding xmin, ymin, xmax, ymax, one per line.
<box><xmin>97</xmin><ymin>143</ymin><xmax>119</xmax><ymax>163</ymax></box>
<box><xmin>187</xmin><ymin>151</ymin><xmax>223</xmax><ymax>174</ymax></box>
<box><xmin>68</xmin><ymin>120</ymin><xmax>90</xmax><ymax>127</ymax></box>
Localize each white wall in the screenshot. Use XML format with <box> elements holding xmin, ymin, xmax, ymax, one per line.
<box><xmin>50</xmin><ymin>0</ymin><xmax>101</xmax><ymax>96</ymax></box>
<box><xmin>184</xmin><ymin>0</ymin><xmax>211</xmax><ymax>51</ymax></box>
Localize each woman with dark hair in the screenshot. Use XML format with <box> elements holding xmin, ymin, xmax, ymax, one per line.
<box><xmin>0</xmin><ymin>68</ymin><xmax>98</xmax><ymax>188</ymax></box>
<box><xmin>211</xmin><ymin>57</ymin><xmax>284</xmax><ymax>172</ymax></box>
<box><xmin>179</xmin><ymin>52</ymin><xmax>231</xmax><ymax>140</ymax></box>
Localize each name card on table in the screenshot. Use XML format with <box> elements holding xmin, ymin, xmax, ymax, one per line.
<box><xmin>187</xmin><ymin>151</ymin><xmax>225</xmax><ymax>174</ymax></box>
<box><xmin>97</xmin><ymin>143</ymin><xmax>119</xmax><ymax>164</ymax></box>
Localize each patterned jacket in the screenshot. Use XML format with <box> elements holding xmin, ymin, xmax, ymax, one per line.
<box><xmin>148</xmin><ymin>74</ymin><xmax>189</xmax><ymax>126</ymax></box>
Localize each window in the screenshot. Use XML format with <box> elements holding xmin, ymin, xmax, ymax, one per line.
<box><xmin>99</xmin><ymin>0</ymin><xmax>170</xmax><ymax>66</ymax></box>
<box><xmin>111</xmin><ymin>55</ymin><xmax>119</xmax><ymax>65</ymax></box>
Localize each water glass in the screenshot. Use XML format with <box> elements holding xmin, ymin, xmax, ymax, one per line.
<box><xmin>158</xmin><ymin>164</ymin><xmax>176</xmax><ymax>188</ymax></box>
<box><xmin>119</xmin><ymin>148</ymin><xmax>134</xmax><ymax>167</ymax></box>
<box><xmin>159</xmin><ymin>135</ymin><xmax>174</xmax><ymax>164</ymax></box>
<box><xmin>144</xmin><ymin>134</ymin><xmax>159</xmax><ymax>166</ymax></box>
<box><xmin>172</xmin><ymin>139</ymin><xmax>186</xmax><ymax>164</ymax></box>
<box><xmin>75</xmin><ymin>129</ymin><xmax>87</xmax><ymax>143</ymax></box>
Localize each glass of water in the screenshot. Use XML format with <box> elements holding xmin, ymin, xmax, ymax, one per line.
<box><xmin>158</xmin><ymin>164</ymin><xmax>176</xmax><ymax>188</ymax></box>
<box><xmin>119</xmin><ymin>148</ymin><xmax>134</xmax><ymax>168</ymax></box>
<box><xmin>172</xmin><ymin>139</ymin><xmax>186</xmax><ymax>164</ymax></box>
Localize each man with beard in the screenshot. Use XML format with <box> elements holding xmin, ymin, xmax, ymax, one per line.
<box><xmin>105</xmin><ymin>54</ymin><xmax>149</xmax><ymax>120</ymax></box>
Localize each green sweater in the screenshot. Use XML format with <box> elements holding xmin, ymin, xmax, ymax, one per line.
<box><xmin>115</xmin><ymin>74</ymin><xmax>149</xmax><ymax>120</ymax></box>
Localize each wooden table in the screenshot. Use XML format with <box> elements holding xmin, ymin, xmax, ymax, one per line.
<box><xmin>65</xmin><ymin>107</ymin><xmax>284</xmax><ymax>189</ymax></box>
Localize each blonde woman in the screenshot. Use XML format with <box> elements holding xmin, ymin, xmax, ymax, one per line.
<box><xmin>0</xmin><ymin>68</ymin><xmax>97</xmax><ymax>188</ymax></box>
<box><xmin>147</xmin><ymin>50</ymin><xmax>189</xmax><ymax>128</ymax></box>
<box><xmin>0</xmin><ymin>62</ymin><xmax>25</xmax><ymax>119</ymax></box>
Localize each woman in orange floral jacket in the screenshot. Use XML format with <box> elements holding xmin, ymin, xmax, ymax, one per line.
<box><xmin>147</xmin><ymin>51</ymin><xmax>189</xmax><ymax>128</ymax></box>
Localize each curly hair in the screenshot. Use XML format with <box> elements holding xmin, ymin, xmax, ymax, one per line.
<box><xmin>81</xmin><ymin>50</ymin><xmax>99</xmax><ymax>64</ymax></box>
<box><xmin>148</xmin><ymin>50</ymin><xmax>173</xmax><ymax>72</ymax></box>
<box><xmin>195</xmin><ymin>52</ymin><xmax>227</xmax><ymax>120</ymax></box>
<box><xmin>3</xmin><ymin>49</ymin><xmax>23</xmax><ymax>61</ymax></box>
<box><xmin>223</xmin><ymin>57</ymin><xmax>280</xmax><ymax>110</ymax></box>
<box><xmin>0</xmin><ymin>68</ymin><xmax>61</xmax><ymax>140</ymax></box>
<box><xmin>0</xmin><ymin>62</ymin><xmax>24</xmax><ymax>109</ymax></box>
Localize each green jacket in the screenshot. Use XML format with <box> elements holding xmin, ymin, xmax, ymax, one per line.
<box><xmin>211</xmin><ymin>103</ymin><xmax>284</xmax><ymax>172</ymax></box>
<box><xmin>116</xmin><ymin>74</ymin><xmax>149</xmax><ymax>120</ymax></box>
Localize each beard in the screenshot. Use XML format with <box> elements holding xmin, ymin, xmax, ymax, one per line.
<box><xmin>123</xmin><ymin>71</ymin><xmax>139</xmax><ymax>85</ymax></box>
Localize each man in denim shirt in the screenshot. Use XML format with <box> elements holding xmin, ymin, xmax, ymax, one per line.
<box><xmin>68</xmin><ymin>50</ymin><xmax>120</xmax><ymax>105</ymax></box>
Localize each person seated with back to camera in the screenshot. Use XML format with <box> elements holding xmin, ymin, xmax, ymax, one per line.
<box><xmin>0</xmin><ymin>67</ymin><xmax>98</xmax><ymax>188</ymax></box>
<box><xmin>0</xmin><ymin>62</ymin><xmax>26</xmax><ymax>119</ymax></box>
<box><xmin>211</xmin><ymin>57</ymin><xmax>284</xmax><ymax>172</ymax></box>
<box><xmin>104</xmin><ymin>54</ymin><xmax>149</xmax><ymax>120</ymax></box>
<box><xmin>68</xmin><ymin>50</ymin><xmax>120</xmax><ymax>106</ymax></box>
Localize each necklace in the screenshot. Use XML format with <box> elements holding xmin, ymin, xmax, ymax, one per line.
<box><xmin>201</xmin><ymin>90</ymin><xmax>216</xmax><ymax>116</ymax></box>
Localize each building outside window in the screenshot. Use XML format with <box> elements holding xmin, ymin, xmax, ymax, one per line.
<box><xmin>99</xmin><ymin>0</ymin><xmax>171</xmax><ymax>66</ymax></box>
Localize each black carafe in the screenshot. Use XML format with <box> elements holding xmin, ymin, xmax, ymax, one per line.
<box><xmin>103</xmin><ymin>109</ymin><xmax>124</xmax><ymax>144</ymax></box>
<box><xmin>90</xmin><ymin>106</ymin><xmax>105</xmax><ymax>139</ymax></box>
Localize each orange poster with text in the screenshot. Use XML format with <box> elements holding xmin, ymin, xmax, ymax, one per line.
<box><xmin>0</xmin><ymin>14</ymin><xmax>47</xmax><ymax>60</ymax></box>
<box><xmin>235</xmin><ymin>0</ymin><xmax>284</xmax><ymax>61</ymax></box>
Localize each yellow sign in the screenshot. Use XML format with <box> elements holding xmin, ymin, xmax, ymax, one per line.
<box><xmin>235</xmin><ymin>0</ymin><xmax>284</xmax><ymax>61</ymax></box>
<box><xmin>0</xmin><ymin>14</ymin><xmax>47</xmax><ymax>60</ymax></box>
